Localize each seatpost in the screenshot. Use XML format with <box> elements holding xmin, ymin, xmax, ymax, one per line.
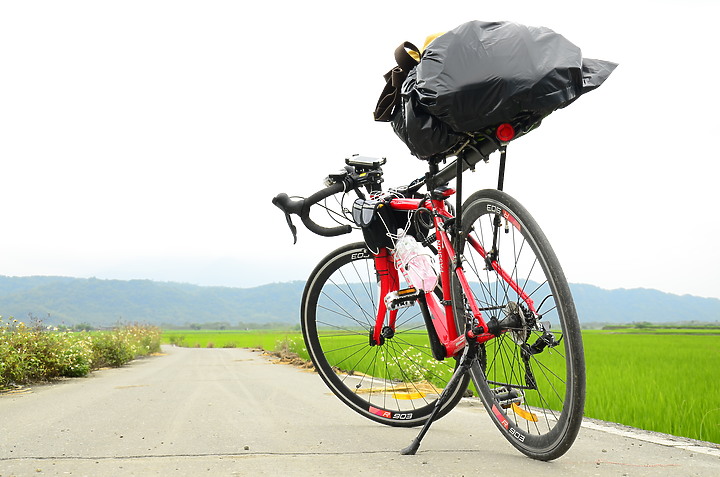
<box><xmin>488</xmin><ymin>144</ymin><xmax>509</xmax><ymax>266</ymax></box>
<box><xmin>425</xmin><ymin>160</ymin><xmax>440</xmax><ymax>191</ymax></box>
<box><xmin>454</xmin><ymin>149</ymin><xmax>464</xmax><ymax>254</ymax></box>
<box><xmin>497</xmin><ymin>144</ymin><xmax>508</xmax><ymax>191</ymax></box>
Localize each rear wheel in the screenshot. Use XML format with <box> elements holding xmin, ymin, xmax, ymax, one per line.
<box><xmin>453</xmin><ymin>190</ymin><xmax>585</xmax><ymax>460</ymax></box>
<box><xmin>302</xmin><ymin>242</ymin><xmax>469</xmax><ymax>427</ymax></box>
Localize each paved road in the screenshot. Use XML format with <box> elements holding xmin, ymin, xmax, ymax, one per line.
<box><xmin>1</xmin><ymin>346</ymin><xmax>718</xmax><ymax>476</ymax></box>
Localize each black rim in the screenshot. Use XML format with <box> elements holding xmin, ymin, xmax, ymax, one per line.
<box><xmin>457</xmin><ymin>193</ymin><xmax>584</xmax><ymax>458</ymax></box>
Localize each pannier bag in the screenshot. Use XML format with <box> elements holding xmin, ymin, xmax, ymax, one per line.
<box><xmin>374</xmin><ymin>20</ymin><xmax>618</xmax><ymax>159</ymax></box>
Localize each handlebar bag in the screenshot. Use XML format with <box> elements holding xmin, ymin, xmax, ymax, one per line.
<box><xmin>352</xmin><ymin>199</ymin><xmax>397</xmax><ymax>252</ymax></box>
<box><xmin>353</xmin><ymin>198</ymin><xmax>432</xmax><ymax>253</ymax></box>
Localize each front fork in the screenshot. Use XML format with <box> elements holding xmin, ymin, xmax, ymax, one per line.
<box><xmin>369</xmin><ymin>234</ymin><xmax>460</xmax><ymax>359</ymax></box>
<box><xmin>370</xmin><ymin>247</ymin><xmax>449</xmax><ymax>359</ymax></box>
<box><xmin>370</xmin><ymin>248</ymin><xmax>399</xmax><ymax>346</ymax></box>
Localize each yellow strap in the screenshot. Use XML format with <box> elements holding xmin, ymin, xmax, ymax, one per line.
<box><xmin>408</xmin><ymin>32</ymin><xmax>445</xmax><ymax>61</ymax></box>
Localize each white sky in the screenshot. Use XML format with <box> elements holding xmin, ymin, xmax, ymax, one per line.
<box><xmin>1</xmin><ymin>0</ymin><xmax>719</xmax><ymax>299</ymax></box>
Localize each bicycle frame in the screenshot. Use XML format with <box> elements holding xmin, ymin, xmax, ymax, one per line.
<box><xmin>272</xmin><ymin>104</ymin><xmax>596</xmax><ymax>458</ymax></box>
<box><xmin>274</xmin><ymin>140</ymin><xmax>588</xmax><ymax>459</ymax></box>
<box><xmin>369</xmin><ymin>191</ymin><xmax>539</xmax><ymax>360</ymax></box>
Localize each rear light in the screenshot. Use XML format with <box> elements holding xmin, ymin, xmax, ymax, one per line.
<box><xmin>496</xmin><ymin>123</ymin><xmax>515</xmax><ymax>142</ymax></box>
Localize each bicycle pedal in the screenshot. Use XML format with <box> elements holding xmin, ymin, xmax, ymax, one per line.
<box><xmin>384</xmin><ymin>287</ymin><xmax>421</xmax><ymax>310</ymax></box>
<box><xmin>492</xmin><ymin>386</ymin><xmax>523</xmax><ymax>409</ymax></box>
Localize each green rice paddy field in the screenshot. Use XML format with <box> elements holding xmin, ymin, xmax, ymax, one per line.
<box><xmin>162</xmin><ymin>328</ymin><xmax>720</xmax><ymax>444</ymax></box>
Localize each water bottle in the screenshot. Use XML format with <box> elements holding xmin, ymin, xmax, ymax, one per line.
<box><xmin>393</xmin><ymin>229</ymin><xmax>438</xmax><ymax>291</ymax></box>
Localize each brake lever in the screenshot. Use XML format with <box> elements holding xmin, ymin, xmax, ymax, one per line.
<box><xmin>272</xmin><ymin>193</ymin><xmax>301</xmax><ymax>244</ymax></box>
<box><xmin>283</xmin><ymin>212</ymin><xmax>298</xmax><ymax>244</ymax></box>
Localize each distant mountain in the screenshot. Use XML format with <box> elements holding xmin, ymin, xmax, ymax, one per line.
<box><xmin>570</xmin><ymin>283</ymin><xmax>720</xmax><ymax>325</ymax></box>
<box><xmin>0</xmin><ymin>276</ymin><xmax>305</xmax><ymax>327</ymax></box>
<box><xmin>0</xmin><ymin>275</ymin><xmax>718</xmax><ymax>327</ymax></box>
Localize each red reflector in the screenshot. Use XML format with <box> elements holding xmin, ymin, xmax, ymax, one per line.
<box><xmin>496</xmin><ymin>123</ymin><xmax>515</xmax><ymax>142</ymax></box>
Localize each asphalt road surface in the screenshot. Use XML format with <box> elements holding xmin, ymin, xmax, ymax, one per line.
<box><xmin>1</xmin><ymin>346</ymin><xmax>718</xmax><ymax>476</ymax></box>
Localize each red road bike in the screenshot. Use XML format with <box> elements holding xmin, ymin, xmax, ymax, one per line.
<box><xmin>273</xmin><ymin>130</ymin><xmax>585</xmax><ymax>460</ymax></box>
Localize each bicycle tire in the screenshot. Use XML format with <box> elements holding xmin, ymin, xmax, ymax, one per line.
<box><xmin>452</xmin><ymin>189</ymin><xmax>585</xmax><ymax>460</ymax></box>
<box><xmin>302</xmin><ymin>242</ymin><xmax>469</xmax><ymax>427</ymax></box>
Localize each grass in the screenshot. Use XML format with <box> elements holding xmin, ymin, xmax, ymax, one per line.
<box><xmin>162</xmin><ymin>329</ymin><xmax>309</xmax><ymax>360</ymax></box>
<box><xmin>0</xmin><ymin>317</ymin><xmax>162</xmax><ymax>390</ymax></box>
<box><xmin>582</xmin><ymin>330</ymin><xmax>720</xmax><ymax>443</ymax></box>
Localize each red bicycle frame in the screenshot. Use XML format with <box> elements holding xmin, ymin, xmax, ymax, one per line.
<box><xmin>369</xmin><ymin>190</ymin><xmax>539</xmax><ymax>359</ymax></box>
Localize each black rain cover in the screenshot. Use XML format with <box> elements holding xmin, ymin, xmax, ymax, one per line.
<box><xmin>389</xmin><ymin>20</ymin><xmax>617</xmax><ymax>159</ymax></box>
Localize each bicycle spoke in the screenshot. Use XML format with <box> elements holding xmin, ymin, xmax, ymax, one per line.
<box><xmin>303</xmin><ymin>243</ymin><xmax>468</xmax><ymax>428</ymax></box>
<box><xmin>452</xmin><ymin>191</ymin><xmax>585</xmax><ymax>460</ymax></box>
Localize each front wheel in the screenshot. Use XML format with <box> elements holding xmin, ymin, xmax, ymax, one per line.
<box><xmin>453</xmin><ymin>190</ymin><xmax>585</xmax><ymax>460</ymax></box>
<box><xmin>301</xmin><ymin>242</ymin><xmax>469</xmax><ymax>427</ymax></box>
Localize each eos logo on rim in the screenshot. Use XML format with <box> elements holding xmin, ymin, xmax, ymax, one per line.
<box><xmin>486</xmin><ymin>205</ymin><xmax>521</xmax><ymax>231</ymax></box>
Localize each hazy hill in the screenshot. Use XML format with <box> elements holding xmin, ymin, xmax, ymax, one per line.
<box><xmin>0</xmin><ymin>276</ymin><xmax>305</xmax><ymax>327</ymax></box>
<box><xmin>0</xmin><ymin>275</ymin><xmax>718</xmax><ymax>327</ymax></box>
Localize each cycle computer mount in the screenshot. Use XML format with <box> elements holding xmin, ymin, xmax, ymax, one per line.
<box><xmin>345</xmin><ymin>155</ymin><xmax>386</xmax><ymax>171</ymax></box>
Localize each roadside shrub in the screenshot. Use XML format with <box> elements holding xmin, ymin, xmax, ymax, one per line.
<box><xmin>90</xmin><ymin>332</ymin><xmax>136</xmax><ymax>368</ymax></box>
<box><xmin>0</xmin><ymin>319</ymin><xmax>57</xmax><ymax>384</ymax></box>
<box><xmin>274</xmin><ymin>337</ymin><xmax>302</xmax><ymax>356</ymax></box>
<box><xmin>54</xmin><ymin>333</ymin><xmax>93</xmax><ymax>377</ymax></box>
<box><xmin>90</xmin><ymin>325</ymin><xmax>161</xmax><ymax>368</ymax></box>
<box><xmin>0</xmin><ymin>318</ymin><xmax>162</xmax><ymax>389</ymax></box>
<box><xmin>123</xmin><ymin>324</ymin><xmax>162</xmax><ymax>355</ymax></box>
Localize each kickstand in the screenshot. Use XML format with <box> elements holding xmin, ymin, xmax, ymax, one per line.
<box><xmin>400</xmin><ymin>339</ymin><xmax>477</xmax><ymax>455</ymax></box>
